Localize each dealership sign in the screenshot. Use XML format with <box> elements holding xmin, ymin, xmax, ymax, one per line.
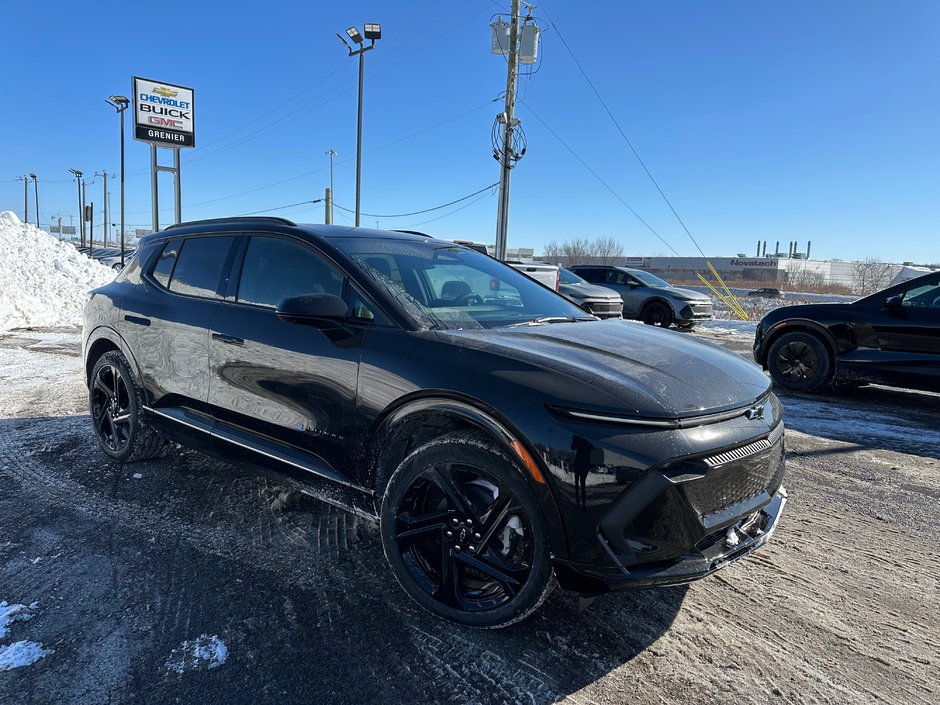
<box><xmin>133</xmin><ymin>77</ymin><xmax>195</xmax><ymax>148</ymax></box>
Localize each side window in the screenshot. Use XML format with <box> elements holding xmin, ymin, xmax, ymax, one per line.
<box><xmin>608</xmin><ymin>271</ymin><xmax>628</xmax><ymax>286</ymax></box>
<box><xmin>901</xmin><ymin>279</ymin><xmax>940</xmax><ymax>308</ymax></box>
<box><xmin>151</xmin><ymin>240</ymin><xmax>181</xmax><ymax>288</ymax></box>
<box><xmin>578</xmin><ymin>269</ymin><xmax>598</xmax><ymax>283</ymax></box>
<box><xmin>237</xmin><ymin>236</ymin><xmax>345</xmax><ymax>308</ymax></box>
<box><xmin>167</xmin><ymin>236</ymin><xmax>235</xmax><ymax>299</ymax></box>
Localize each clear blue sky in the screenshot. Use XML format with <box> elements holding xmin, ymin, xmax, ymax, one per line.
<box><xmin>1</xmin><ymin>1</ymin><xmax>938</xmax><ymax>262</ymax></box>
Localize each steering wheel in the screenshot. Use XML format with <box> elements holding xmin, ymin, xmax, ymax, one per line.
<box><xmin>454</xmin><ymin>292</ymin><xmax>484</xmax><ymax>306</ymax></box>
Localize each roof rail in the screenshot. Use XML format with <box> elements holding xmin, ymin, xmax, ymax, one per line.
<box><xmin>392</xmin><ymin>229</ymin><xmax>433</xmax><ymax>237</ymax></box>
<box><xmin>164</xmin><ymin>216</ymin><xmax>297</xmax><ymax>230</ymax></box>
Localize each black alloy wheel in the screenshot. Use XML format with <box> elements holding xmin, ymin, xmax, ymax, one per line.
<box><xmin>91</xmin><ymin>361</ymin><xmax>132</xmax><ymax>453</ymax></box>
<box><xmin>89</xmin><ymin>350</ymin><xmax>166</xmax><ymax>462</ymax></box>
<box><xmin>381</xmin><ymin>432</ymin><xmax>553</xmax><ymax>628</ymax></box>
<box><xmin>641</xmin><ymin>301</ymin><xmax>673</xmax><ymax>328</ymax></box>
<box><xmin>767</xmin><ymin>331</ymin><xmax>833</xmax><ymax>392</ymax></box>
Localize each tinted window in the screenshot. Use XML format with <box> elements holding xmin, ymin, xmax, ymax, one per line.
<box><xmin>332</xmin><ymin>237</ymin><xmax>589</xmax><ymax>330</ymax></box>
<box><xmin>167</xmin><ymin>236</ymin><xmax>235</xmax><ymax>299</ymax></box>
<box><xmin>577</xmin><ymin>269</ymin><xmax>601</xmax><ymax>283</ymax></box>
<box><xmin>902</xmin><ymin>279</ymin><xmax>940</xmax><ymax>308</ymax></box>
<box><xmin>237</xmin><ymin>236</ymin><xmax>344</xmax><ymax>308</ymax></box>
<box><xmin>152</xmin><ymin>241</ymin><xmax>180</xmax><ymax>288</ymax></box>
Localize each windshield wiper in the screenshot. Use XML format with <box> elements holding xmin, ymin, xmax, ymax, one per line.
<box><xmin>509</xmin><ymin>316</ymin><xmax>594</xmax><ymax>327</ymax></box>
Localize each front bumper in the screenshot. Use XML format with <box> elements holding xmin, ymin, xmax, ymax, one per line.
<box><xmin>677</xmin><ymin>301</ymin><xmax>714</xmax><ymax>322</ymax></box>
<box><xmin>556</xmin><ymin>487</ymin><xmax>788</xmax><ymax>593</ymax></box>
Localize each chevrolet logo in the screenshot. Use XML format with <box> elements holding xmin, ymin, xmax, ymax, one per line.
<box><xmin>745</xmin><ymin>405</ymin><xmax>765</xmax><ymax>420</ymax></box>
<box><xmin>152</xmin><ymin>86</ymin><xmax>178</xmax><ymax>98</ymax></box>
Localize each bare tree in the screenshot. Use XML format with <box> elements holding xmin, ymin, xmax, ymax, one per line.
<box><xmin>541</xmin><ymin>236</ymin><xmax>624</xmax><ymax>265</ymax></box>
<box><xmin>589</xmin><ymin>236</ymin><xmax>624</xmax><ymax>265</ymax></box>
<box><xmin>787</xmin><ymin>262</ymin><xmax>826</xmax><ymax>289</ymax></box>
<box><xmin>852</xmin><ymin>258</ymin><xmax>894</xmax><ymax>295</ymax></box>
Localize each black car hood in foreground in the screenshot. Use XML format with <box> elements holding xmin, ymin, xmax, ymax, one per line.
<box><xmin>761</xmin><ymin>302</ymin><xmax>852</xmax><ymax>323</ymax></box>
<box><xmin>436</xmin><ymin>319</ymin><xmax>771</xmax><ymax>419</ymax></box>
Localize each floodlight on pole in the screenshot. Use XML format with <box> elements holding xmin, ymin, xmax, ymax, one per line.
<box><xmin>68</xmin><ymin>168</ymin><xmax>84</xmax><ymax>245</ymax></box>
<box><xmin>338</xmin><ymin>23</ymin><xmax>382</xmax><ymax>227</ymax></box>
<box><xmin>28</xmin><ymin>173</ymin><xmax>39</xmax><ymax>226</ymax></box>
<box><xmin>106</xmin><ymin>95</ymin><xmax>130</xmax><ymax>267</ymax></box>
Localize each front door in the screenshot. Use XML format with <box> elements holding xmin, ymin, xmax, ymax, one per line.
<box><xmin>207</xmin><ymin>234</ymin><xmax>365</xmax><ymax>476</ymax></box>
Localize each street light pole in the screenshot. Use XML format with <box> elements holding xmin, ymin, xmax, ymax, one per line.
<box><xmin>107</xmin><ymin>96</ymin><xmax>130</xmax><ymax>266</ymax></box>
<box><xmin>68</xmin><ymin>169</ymin><xmax>83</xmax><ymax>245</ymax></box>
<box><xmin>29</xmin><ymin>174</ymin><xmax>39</xmax><ymax>227</ymax></box>
<box><xmin>17</xmin><ymin>176</ymin><xmax>28</xmax><ymax>224</ymax></box>
<box><xmin>338</xmin><ymin>23</ymin><xmax>381</xmax><ymax>227</ymax></box>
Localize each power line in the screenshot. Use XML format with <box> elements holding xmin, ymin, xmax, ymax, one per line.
<box><xmin>540</xmin><ymin>2</ymin><xmax>705</xmax><ymax>259</ymax></box>
<box><xmin>398</xmin><ymin>191</ymin><xmax>495</xmax><ymax>230</ymax></box>
<box><xmin>334</xmin><ymin>183</ymin><xmax>498</xmax><ymax>219</ymax></box>
<box><xmin>520</xmin><ymin>101</ymin><xmax>680</xmax><ymax>256</ymax></box>
<box><xmin>236</xmin><ymin>200</ymin><xmax>322</xmax><ymax>216</ymax></box>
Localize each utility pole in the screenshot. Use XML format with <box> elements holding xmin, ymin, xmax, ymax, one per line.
<box><xmin>494</xmin><ymin>0</ymin><xmax>521</xmax><ymax>261</ymax></box>
<box><xmin>95</xmin><ymin>172</ymin><xmax>114</xmax><ymax>247</ymax></box>
<box><xmin>325</xmin><ymin>149</ymin><xmax>337</xmax><ymax>224</ymax></box>
<box><xmin>325</xmin><ymin>187</ymin><xmax>333</xmax><ymax>225</ymax></box>
<box><xmin>17</xmin><ymin>176</ymin><xmax>28</xmax><ymax>223</ymax></box>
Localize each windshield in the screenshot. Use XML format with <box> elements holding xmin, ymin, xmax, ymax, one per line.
<box><xmin>331</xmin><ymin>237</ymin><xmax>592</xmax><ymax>329</ymax></box>
<box><xmin>630</xmin><ymin>270</ymin><xmax>672</xmax><ymax>287</ymax></box>
<box><xmin>559</xmin><ymin>268</ymin><xmax>586</xmax><ymax>285</ymax></box>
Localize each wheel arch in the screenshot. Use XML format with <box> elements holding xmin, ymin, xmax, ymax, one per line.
<box><xmin>640</xmin><ymin>296</ymin><xmax>675</xmax><ymax>316</ymax></box>
<box><xmin>84</xmin><ymin>326</ymin><xmax>141</xmax><ymax>387</ymax></box>
<box><xmin>370</xmin><ymin>393</ymin><xmax>571</xmax><ymax>563</ymax></box>
<box><xmin>760</xmin><ymin>319</ymin><xmax>838</xmax><ymax>368</ymax></box>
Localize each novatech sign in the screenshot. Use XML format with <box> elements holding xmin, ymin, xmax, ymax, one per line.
<box><xmin>133</xmin><ymin>76</ymin><xmax>195</xmax><ymax>148</ymax></box>
<box><xmin>730</xmin><ymin>259</ymin><xmax>778</xmax><ymax>267</ymax></box>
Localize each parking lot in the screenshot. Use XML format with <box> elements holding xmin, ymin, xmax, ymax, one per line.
<box><xmin>1</xmin><ymin>327</ymin><xmax>938</xmax><ymax>705</ymax></box>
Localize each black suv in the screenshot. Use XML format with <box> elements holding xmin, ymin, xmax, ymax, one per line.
<box><xmin>754</xmin><ymin>271</ymin><xmax>940</xmax><ymax>393</ymax></box>
<box><xmin>83</xmin><ymin>218</ymin><xmax>786</xmax><ymax>627</ymax></box>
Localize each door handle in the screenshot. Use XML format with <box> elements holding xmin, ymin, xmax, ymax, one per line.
<box><xmin>212</xmin><ymin>333</ymin><xmax>244</xmax><ymax>346</ymax></box>
<box><xmin>124</xmin><ymin>315</ymin><xmax>151</xmax><ymax>327</ymax></box>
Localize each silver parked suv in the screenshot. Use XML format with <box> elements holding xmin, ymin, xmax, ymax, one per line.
<box><xmin>570</xmin><ymin>265</ymin><xmax>713</xmax><ymax>329</ymax></box>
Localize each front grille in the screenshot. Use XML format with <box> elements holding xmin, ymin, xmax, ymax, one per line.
<box><xmin>681</xmin><ymin>425</ymin><xmax>785</xmax><ymax>520</ymax></box>
<box><xmin>588</xmin><ymin>300</ymin><xmax>623</xmax><ymax>317</ymax></box>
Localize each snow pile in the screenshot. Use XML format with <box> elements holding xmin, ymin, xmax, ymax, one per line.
<box><xmin>0</xmin><ymin>640</ymin><xmax>51</xmax><ymax>671</ymax></box>
<box><xmin>0</xmin><ymin>211</ymin><xmax>116</xmax><ymax>332</ymax></box>
<box><xmin>165</xmin><ymin>634</ymin><xmax>228</xmax><ymax>673</ymax></box>
<box><xmin>0</xmin><ymin>600</ymin><xmax>52</xmax><ymax>671</ymax></box>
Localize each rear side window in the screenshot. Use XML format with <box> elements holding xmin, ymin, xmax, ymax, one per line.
<box><xmin>237</xmin><ymin>236</ymin><xmax>344</xmax><ymax>308</ymax></box>
<box><xmin>151</xmin><ymin>241</ymin><xmax>181</xmax><ymax>288</ymax></box>
<box><xmin>167</xmin><ymin>237</ymin><xmax>235</xmax><ymax>299</ymax></box>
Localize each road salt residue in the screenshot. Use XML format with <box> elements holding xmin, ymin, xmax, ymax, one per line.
<box><xmin>166</xmin><ymin>634</ymin><xmax>228</xmax><ymax>673</ymax></box>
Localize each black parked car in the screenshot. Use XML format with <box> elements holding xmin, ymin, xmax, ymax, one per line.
<box><xmin>754</xmin><ymin>271</ymin><xmax>940</xmax><ymax>393</ymax></box>
<box><xmin>83</xmin><ymin>217</ymin><xmax>787</xmax><ymax>627</ymax></box>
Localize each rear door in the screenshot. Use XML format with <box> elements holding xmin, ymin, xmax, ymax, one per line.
<box><xmin>207</xmin><ymin>233</ymin><xmax>366</xmax><ymax>477</ymax></box>
<box><xmin>119</xmin><ymin>234</ymin><xmax>238</xmax><ymax>408</ymax></box>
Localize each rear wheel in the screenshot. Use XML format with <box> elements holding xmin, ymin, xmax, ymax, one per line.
<box><xmin>89</xmin><ymin>350</ymin><xmax>166</xmax><ymax>462</ymax></box>
<box><xmin>767</xmin><ymin>331</ymin><xmax>833</xmax><ymax>392</ymax></box>
<box><xmin>641</xmin><ymin>301</ymin><xmax>673</xmax><ymax>327</ymax></box>
<box><xmin>380</xmin><ymin>432</ymin><xmax>554</xmax><ymax>628</ymax></box>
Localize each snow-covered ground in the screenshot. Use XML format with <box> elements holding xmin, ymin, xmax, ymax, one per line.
<box><xmin>0</xmin><ymin>211</ymin><xmax>115</xmax><ymax>332</ymax></box>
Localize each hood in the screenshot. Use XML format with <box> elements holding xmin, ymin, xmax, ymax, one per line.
<box><xmin>762</xmin><ymin>301</ymin><xmax>854</xmax><ymax>324</ymax></box>
<box><xmin>435</xmin><ymin>319</ymin><xmax>770</xmax><ymax>419</ymax></box>
<box><xmin>558</xmin><ymin>282</ymin><xmax>621</xmax><ymax>301</ymax></box>
<box><xmin>657</xmin><ymin>286</ymin><xmax>710</xmax><ymax>302</ymax></box>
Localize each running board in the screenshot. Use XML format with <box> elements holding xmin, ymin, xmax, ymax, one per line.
<box><xmin>145</xmin><ymin>406</ymin><xmax>371</xmax><ymax>495</ymax></box>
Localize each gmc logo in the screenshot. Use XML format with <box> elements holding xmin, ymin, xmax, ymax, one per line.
<box><xmin>148</xmin><ymin>116</ymin><xmax>183</xmax><ymax>128</ymax></box>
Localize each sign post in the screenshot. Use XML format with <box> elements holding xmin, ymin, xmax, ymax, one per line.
<box><xmin>133</xmin><ymin>77</ymin><xmax>195</xmax><ymax>230</ymax></box>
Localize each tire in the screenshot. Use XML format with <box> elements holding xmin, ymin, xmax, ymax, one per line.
<box><xmin>89</xmin><ymin>350</ymin><xmax>166</xmax><ymax>462</ymax></box>
<box><xmin>641</xmin><ymin>301</ymin><xmax>673</xmax><ymax>328</ymax></box>
<box><xmin>380</xmin><ymin>431</ymin><xmax>554</xmax><ymax>628</ymax></box>
<box><xmin>767</xmin><ymin>331</ymin><xmax>833</xmax><ymax>393</ymax></box>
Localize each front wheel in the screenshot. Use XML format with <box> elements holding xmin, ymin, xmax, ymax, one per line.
<box><xmin>641</xmin><ymin>301</ymin><xmax>673</xmax><ymax>327</ymax></box>
<box><xmin>380</xmin><ymin>432</ymin><xmax>554</xmax><ymax>628</ymax></box>
<box><xmin>767</xmin><ymin>331</ymin><xmax>833</xmax><ymax>392</ymax></box>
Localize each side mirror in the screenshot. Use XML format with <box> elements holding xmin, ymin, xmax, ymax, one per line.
<box><xmin>276</xmin><ymin>294</ymin><xmax>348</xmax><ymax>324</ymax></box>
<box><xmin>884</xmin><ymin>294</ymin><xmax>903</xmax><ymax>309</ymax></box>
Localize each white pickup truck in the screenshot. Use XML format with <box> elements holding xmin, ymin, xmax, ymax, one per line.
<box><xmin>507</xmin><ymin>261</ymin><xmax>560</xmax><ymax>291</ymax></box>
